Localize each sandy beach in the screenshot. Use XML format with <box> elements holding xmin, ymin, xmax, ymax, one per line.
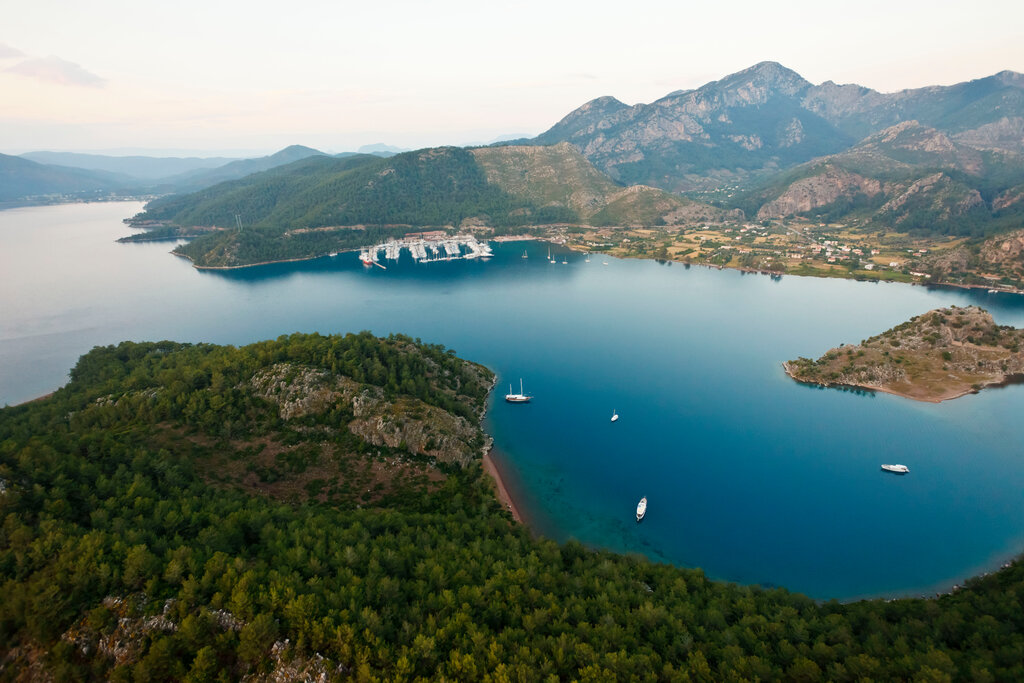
<box><xmin>483</xmin><ymin>449</ymin><xmax>522</xmax><ymax>523</ymax></box>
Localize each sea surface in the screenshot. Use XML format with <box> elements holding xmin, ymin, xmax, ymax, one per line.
<box><xmin>3</xmin><ymin>201</ymin><xmax>1024</xmax><ymax>600</ymax></box>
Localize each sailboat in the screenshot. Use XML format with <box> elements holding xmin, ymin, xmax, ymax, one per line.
<box><xmin>585</xmin><ymin>253</ymin><xmax>590</xmax><ymax>263</ymax></box>
<box><xmin>562</xmin><ymin>256</ymin><xmax>568</xmax><ymax>264</ymax></box>
<box><xmin>505</xmin><ymin>378</ymin><xmax>532</xmax><ymax>403</ymax></box>
<box><xmin>611</xmin><ymin>409</ymin><xmax>619</xmax><ymax>422</ymax></box>
<box><xmin>522</xmin><ymin>249</ymin><xmax>528</xmax><ymax>259</ymax></box>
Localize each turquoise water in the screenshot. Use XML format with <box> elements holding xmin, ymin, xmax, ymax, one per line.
<box><xmin>3</xmin><ymin>201</ymin><xmax>1024</xmax><ymax>600</ymax></box>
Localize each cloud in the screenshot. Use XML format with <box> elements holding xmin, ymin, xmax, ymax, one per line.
<box><xmin>0</xmin><ymin>43</ymin><xmax>24</xmax><ymax>59</ymax></box>
<box><xmin>6</xmin><ymin>56</ymin><xmax>105</xmax><ymax>87</ymax></box>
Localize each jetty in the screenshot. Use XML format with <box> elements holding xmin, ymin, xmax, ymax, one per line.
<box><xmin>359</xmin><ymin>234</ymin><xmax>493</xmax><ymax>266</ymax></box>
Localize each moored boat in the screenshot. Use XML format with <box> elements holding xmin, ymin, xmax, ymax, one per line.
<box><xmin>636</xmin><ymin>497</ymin><xmax>647</xmax><ymax>522</ymax></box>
<box><xmin>505</xmin><ymin>378</ymin><xmax>532</xmax><ymax>403</ymax></box>
<box><xmin>881</xmin><ymin>464</ymin><xmax>909</xmax><ymax>474</ymax></box>
<box><xmin>611</xmin><ymin>409</ymin><xmax>619</xmax><ymax>422</ymax></box>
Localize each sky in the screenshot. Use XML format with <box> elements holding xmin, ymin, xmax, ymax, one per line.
<box><xmin>2</xmin><ymin>0</ymin><xmax>1022</xmax><ymax>156</ymax></box>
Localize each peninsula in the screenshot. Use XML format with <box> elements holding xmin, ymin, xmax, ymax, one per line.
<box><xmin>784</xmin><ymin>306</ymin><xmax>1024</xmax><ymax>402</ymax></box>
<box><xmin>4</xmin><ymin>332</ymin><xmax>1024</xmax><ymax>678</ymax></box>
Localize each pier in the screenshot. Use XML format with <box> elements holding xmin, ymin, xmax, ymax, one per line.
<box><xmin>359</xmin><ymin>234</ymin><xmax>493</xmax><ymax>266</ymax></box>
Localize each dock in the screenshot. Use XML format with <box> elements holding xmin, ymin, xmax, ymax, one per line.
<box><xmin>358</xmin><ymin>235</ymin><xmax>493</xmax><ymax>266</ymax></box>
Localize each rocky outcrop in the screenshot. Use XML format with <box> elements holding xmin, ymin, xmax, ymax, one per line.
<box><xmin>757</xmin><ymin>167</ymin><xmax>882</xmax><ymax>219</ymax></box>
<box><xmin>250</xmin><ymin>362</ymin><xmax>485</xmax><ymax>467</ymax></box>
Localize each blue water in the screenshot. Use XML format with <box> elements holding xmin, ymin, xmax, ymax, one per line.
<box><xmin>3</xmin><ymin>201</ymin><xmax>1024</xmax><ymax>600</ymax></box>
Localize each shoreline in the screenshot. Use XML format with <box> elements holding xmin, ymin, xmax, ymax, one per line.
<box><xmin>161</xmin><ymin>232</ymin><xmax>1024</xmax><ymax>293</ymax></box>
<box><xmin>482</xmin><ymin>448</ymin><xmax>523</xmax><ymax>523</ymax></box>
<box><xmin>780</xmin><ymin>362</ymin><xmax>1024</xmax><ymax>404</ymax></box>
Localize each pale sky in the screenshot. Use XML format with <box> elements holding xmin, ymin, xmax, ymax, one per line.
<box><xmin>2</xmin><ymin>0</ymin><xmax>1022</xmax><ymax>156</ymax></box>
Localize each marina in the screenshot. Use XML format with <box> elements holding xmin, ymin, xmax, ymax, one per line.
<box><xmin>359</xmin><ymin>234</ymin><xmax>493</xmax><ymax>267</ymax></box>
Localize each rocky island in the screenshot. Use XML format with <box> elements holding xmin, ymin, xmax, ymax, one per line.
<box><xmin>784</xmin><ymin>306</ymin><xmax>1024</xmax><ymax>402</ymax></box>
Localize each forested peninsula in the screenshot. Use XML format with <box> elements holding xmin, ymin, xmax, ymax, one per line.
<box><xmin>2</xmin><ymin>333</ymin><xmax>1024</xmax><ymax>679</ymax></box>
<box><xmin>785</xmin><ymin>306</ymin><xmax>1024</xmax><ymax>402</ymax></box>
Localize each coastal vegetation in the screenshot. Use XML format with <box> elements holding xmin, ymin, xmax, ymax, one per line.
<box><xmin>3</xmin><ymin>334</ymin><xmax>1024</xmax><ymax>679</ymax></box>
<box><xmin>784</xmin><ymin>306</ymin><xmax>1024</xmax><ymax>402</ymax></box>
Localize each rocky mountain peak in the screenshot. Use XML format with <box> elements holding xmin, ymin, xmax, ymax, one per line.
<box><xmin>993</xmin><ymin>70</ymin><xmax>1024</xmax><ymax>88</ymax></box>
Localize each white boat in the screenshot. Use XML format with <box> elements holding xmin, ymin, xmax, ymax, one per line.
<box><xmin>505</xmin><ymin>378</ymin><xmax>532</xmax><ymax>403</ymax></box>
<box><xmin>585</xmin><ymin>254</ymin><xmax>590</xmax><ymax>263</ymax></box>
<box><xmin>328</xmin><ymin>251</ymin><xmax>339</xmax><ymax>257</ymax></box>
<box><xmin>611</xmin><ymin>409</ymin><xmax>619</xmax><ymax>422</ymax></box>
<box><xmin>602</xmin><ymin>259</ymin><xmax>609</xmax><ymax>266</ymax></box>
<box><xmin>636</xmin><ymin>497</ymin><xmax>647</xmax><ymax>522</ymax></box>
<box><xmin>522</xmin><ymin>250</ymin><xmax>528</xmax><ymax>259</ymax></box>
<box><xmin>881</xmin><ymin>464</ymin><xmax>909</xmax><ymax>474</ymax></box>
<box><xmin>562</xmin><ymin>257</ymin><xmax>568</xmax><ymax>264</ymax></box>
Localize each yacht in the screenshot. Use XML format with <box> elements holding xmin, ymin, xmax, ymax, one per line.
<box><xmin>611</xmin><ymin>409</ymin><xmax>619</xmax><ymax>422</ymax></box>
<box><xmin>505</xmin><ymin>378</ymin><xmax>532</xmax><ymax>403</ymax></box>
<box><xmin>522</xmin><ymin>250</ymin><xmax>528</xmax><ymax>259</ymax></box>
<box><xmin>562</xmin><ymin>257</ymin><xmax>568</xmax><ymax>265</ymax></box>
<box><xmin>585</xmin><ymin>254</ymin><xmax>590</xmax><ymax>263</ymax></box>
<box><xmin>881</xmin><ymin>464</ymin><xmax>909</xmax><ymax>474</ymax></box>
<box><xmin>636</xmin><ymin>497</ymin><xmax>647</xmax><ymax>522</ymax></box>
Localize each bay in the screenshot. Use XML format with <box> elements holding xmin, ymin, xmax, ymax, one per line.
<box><xmin>3</xmin><ymin>201</ymin><xmax>1024</xmax><ymax>600</ymax></box>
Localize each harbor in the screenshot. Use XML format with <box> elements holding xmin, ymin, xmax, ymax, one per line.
<box><xmin>359</xmin><ymin>233</ymin><xmax>493</xmax><ymax>267</ymax></box>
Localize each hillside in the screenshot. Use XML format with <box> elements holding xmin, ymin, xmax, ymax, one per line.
<box><xmin>739</xmin><ymin>121</ymin><xmax>1024</xmax><ymax>236</ymax></box>
<box><xmin>530</xmin><ymin>62</ymin><xmax>1024</xmax><ymax>193</ymax></box>
<box><xmin>470</xmin><ymin>142</ymin><xmax>724</xmax><ymax>225</ymax></box>
<box><xmin>133</xmin><ymin>144</ymin><xmax>726</xmax><ymax>267</ymax></box>
<box><xmin>3</xmin><ymin>334</ymin><xmax>1024</xmax><ymax>679</ymax></box>
<box><xmin>785</xmin><ymin>306</ymin><xmax>1024</xmax><ymax>402</ymax></box>
<box><xmin>0</xmin><ymin>153</ymin><xmax>135</xmax><ymax>202</ymax></box>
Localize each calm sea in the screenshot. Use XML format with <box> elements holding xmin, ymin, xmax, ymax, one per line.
<box><xmin>3</xmin><ymin>201</ymin><xmax>1024</xmax><ymax>600</ymax></box>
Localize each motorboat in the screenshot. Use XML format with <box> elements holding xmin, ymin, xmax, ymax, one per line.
<box><xmin>881</xmin><ymin>464</ymin><xmax>909</xmax><ymax>474</ymax></box>
<box><xmin>636</xmin><ymin>497</ymin><xmax>647</xmax><ymax>522</ymax></box>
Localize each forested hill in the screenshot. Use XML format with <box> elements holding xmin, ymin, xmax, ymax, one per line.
<box><xmin>3</xmin><ymin>335</ymin><xmax>1024</xmax><ymax>679</ymax></box>
<box><xmin>130</xmin><ymin>144</ymin><xmax>725</xmax><ymax>268</ymax></box>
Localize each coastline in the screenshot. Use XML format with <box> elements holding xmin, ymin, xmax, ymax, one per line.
<box><xmin>483</xmin><ymin>448</ymin><xmax>523</xmax><ymax>523</ymax></box>
<box><xmin>781</xmin><ymin>361</ymin><xmax>1007</xmax><ymax>404</ymax></box>
<box><xmin>163</xmin><ymin>232</ymin><xmax>1024</xmax><ymax>293</ymax></box>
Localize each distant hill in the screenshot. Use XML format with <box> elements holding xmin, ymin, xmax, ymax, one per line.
<box><xmin>19</xmin><ymin>151</ymin><xmax>239</xmax><ymax>181</ymax></box>
<box><xmin>529</xmin><ymin>62</ymin><xmax>1024</xmax><ymax>193</ymax></box>
<box><xmin>735</xmin><ymin>121</ymin><xmax>1024</xmax><ymax>236</ymax></box>
<box><xmin>0</xmin><ymin>153</ymin><xmax>135</xmax><ymax>202</ymax></box>
<box><xmin>163</xmin><ymin>144</ymin><xmax>327</xmax><ymax>192</ymax></box>
<box><xmin>133</xmin><ymin>144</ymin><xmax>726</xmax><ymax>267</ymax></box>
<box><xmin>357</xmin><ymin>143</ymin><xmax>408</xmax><ymax>156</ymax></box>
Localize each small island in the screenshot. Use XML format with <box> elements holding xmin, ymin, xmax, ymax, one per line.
<box><xmin>784</xmin><ymin>306</ymin><xmax>1024</xmax><ymax>402</ymax></box>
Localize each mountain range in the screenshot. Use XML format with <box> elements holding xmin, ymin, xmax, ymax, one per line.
<box><xmin>527</xmin><ymin>61</ymin><xmax>1024</xmax><ymax>194</ymax></box>
<box><xmin>9</xmin><ymin>61</ymin><xmax>1024</xmax><ymax>242</ymax></box>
